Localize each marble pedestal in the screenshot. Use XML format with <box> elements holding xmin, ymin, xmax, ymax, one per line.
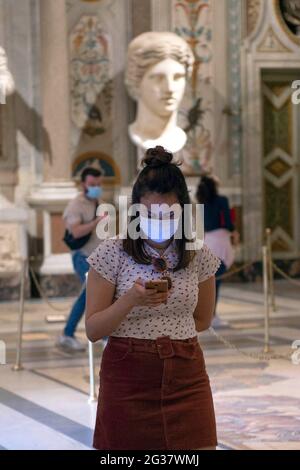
<box><xmin>0</xmin><ymin>196</ymin><xmax>29</xmax><ymax>300</ymax></box>
<box><xmin>27</xmin><ymin>182</ymin><xmax>78</xmax><ymax>277</ymax></box>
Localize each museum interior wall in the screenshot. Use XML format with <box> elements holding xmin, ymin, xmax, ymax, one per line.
<box><xmin>0</xmin><ymin>0</ymin><xmax>299</xmax><ymax>299</ymax></box>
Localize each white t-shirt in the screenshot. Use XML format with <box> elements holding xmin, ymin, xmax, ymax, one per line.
<box><xmin>86</xmin><ymin>237</ymin><xmax>221</xmax><ymax>340</ymax></box>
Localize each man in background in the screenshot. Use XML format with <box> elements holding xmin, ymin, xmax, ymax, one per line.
<box><xmin>57</xmin><ymin>167</ymin><xmax>106</xmax><ymax>351</ymax></box>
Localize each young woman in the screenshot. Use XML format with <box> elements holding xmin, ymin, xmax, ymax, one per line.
<box><xmin>86</xmin><ymin>146</ymin><xmax>221</xmax><ymax>450</ymax></box>
<box><xmin>196</xmin><ymin>175</ymin><xmax>240</xmax><ymax>328</ymax></box>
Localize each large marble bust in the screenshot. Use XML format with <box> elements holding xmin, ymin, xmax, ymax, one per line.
<box><xmin>125</xmin><ymin>32</ymin><xmax>194</xmax><ymax>170</ymax></box>
<box><xmin>0</xmin><ymin>46</ymin><xmax>15</xmax><ymax>99</ymax></box>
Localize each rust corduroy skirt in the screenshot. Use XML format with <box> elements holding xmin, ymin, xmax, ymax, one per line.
<box><xmin>93</xmin><ymin>335</ymin><xmax>217</xmax><ymax>450</ymax></box>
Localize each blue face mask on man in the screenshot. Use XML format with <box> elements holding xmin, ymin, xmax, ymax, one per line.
<box><xmin>86</xmin><ymin>185</ymin><xmax>103</xmax><ymax>200</ymax></box>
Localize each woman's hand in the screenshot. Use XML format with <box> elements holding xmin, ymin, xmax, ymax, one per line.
<box><xmin>124</xmin><ymin>278</ymin><xmax>169</xmax><ymax>308</ymax></box>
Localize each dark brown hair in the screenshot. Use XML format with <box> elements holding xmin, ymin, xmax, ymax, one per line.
<box><xmin>123</xmin><ymin>146</ymin><xmax>196</xmax><ymax>272</ymax></box>
<box><xmin>81</xmin><ymin>167</ymin><xmax>102</xmax><ymax>182</ymax></box>
<box><xmin>196</xmin><ymin>175</ymin><xmax>218</xmax><ymax>204</ymax></box>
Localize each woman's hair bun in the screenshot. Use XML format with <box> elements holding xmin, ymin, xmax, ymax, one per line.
<box><xmin>142</xmin><ymin>146</ymin><xmax>173</xmax><ymax>168</ymax></box>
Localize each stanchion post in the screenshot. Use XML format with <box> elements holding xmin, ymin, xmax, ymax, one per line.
<box><xmin>266</xmin><ymin>228</ymin><xmax>276</xmax><ymax>312</ymax></box>
<box><xmin>262</xmin><ymin>246</ymin><xmax>270</xmax><ymax>354</ymax></box>
<box><xmin>85</xmin><ymin>272</ymin><xmax>97</xmax><ymax>402</ymax></box>
<box><xmin>88</xmin><ymin>340</ymin><xmax>97</xmax><ymax>403</ymax></box>
<box><xmin>12</xmin><ymin>258</ymin><xmax>27</xmax><ymax>371</ymax></box>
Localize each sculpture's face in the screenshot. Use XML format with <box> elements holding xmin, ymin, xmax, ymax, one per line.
<box><xmin>138</xmin><ymin>58</ymin><xmax>186</xmax><ymax>118</ymax></box>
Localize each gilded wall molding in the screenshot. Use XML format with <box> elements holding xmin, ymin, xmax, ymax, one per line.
<box><xmin>246</xmin><ymin>0</ymin><xmax>263</xmax><ymax>37</ymax></box>
<box><xmin>72</xmin><ymin>151</ymin><xmax>121</xmax><ymax>186</ymax></box>
<box><xmin>257</xmin><ymin>26</ymin><xmax>292</xmax><ymax>52</ymax></box>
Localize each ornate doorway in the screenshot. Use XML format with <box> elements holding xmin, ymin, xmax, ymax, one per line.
<box><xmin>262</xmin><ymin>70</ymin><xmax>300</xmax><ymax>258</ymax></box>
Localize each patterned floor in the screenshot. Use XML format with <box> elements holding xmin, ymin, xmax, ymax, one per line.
<box><xmin>0</xmin><ymin>280</ymin><xmax>299</xmax><ymax>450</ymax></box>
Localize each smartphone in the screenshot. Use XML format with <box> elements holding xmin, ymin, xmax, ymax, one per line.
<box><xmin>145</xmin><ymin>279</ymin><xmax>168</xmax><ymax>292</ymax></box>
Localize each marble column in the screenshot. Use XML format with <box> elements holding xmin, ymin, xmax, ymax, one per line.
<box><xmin>28</xmin><ymin>0</ymin><xmax>77</xmax><ymax>276</ymax></box>
<box><xmin>39</xmin><ymin>0</ymin><xmax>71</xmax><ymax>183</ymax></box>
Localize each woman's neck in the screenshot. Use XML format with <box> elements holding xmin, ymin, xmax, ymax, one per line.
<box><xmin>145</xmin><ymin>238</ymin><xmax>173</xmax><ymax>253</ymax></box>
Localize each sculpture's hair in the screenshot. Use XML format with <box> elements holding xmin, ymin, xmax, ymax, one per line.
<box><xmin>125</xmin><ymin>32</ymin><xmax>194</xmax><ymax>100</ymax></box>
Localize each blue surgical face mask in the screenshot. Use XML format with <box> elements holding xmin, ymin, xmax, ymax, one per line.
<box><xmin>86</xmin><ymin>186</ymin><xmax>103</xmax><ymax>200</ymax></box>
<box><xmin>140</xmin><ymin>216</ymin><xmax>180</xmax><ymax>243</ymax></box>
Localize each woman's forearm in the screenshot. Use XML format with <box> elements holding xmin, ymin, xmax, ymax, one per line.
<box><xmin>86</xmin><ymin>293</ymin><xmax>134</xmax><ymax>342</ymax></box>
<box><xmin>195</xmin><ymin>319</ymin><xmax>212</xmax><ymax>332</ymax></box>
<box><xmin>193</xmin><ymin>277</ymin><xmax>216</xmax><ymax>331</ymax></box>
